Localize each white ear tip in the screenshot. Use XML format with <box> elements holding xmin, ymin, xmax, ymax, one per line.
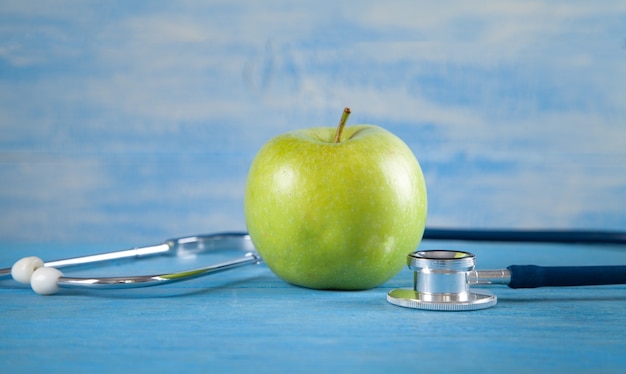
<box><xmin>11</xmin><ymin>256</ymin><xmax>44</xmax><ymax>284</ymax></box>
<box><xmin>31</xmin><ymin>267</ymin><xmax>63</xmax><ymax>295</ymax></box>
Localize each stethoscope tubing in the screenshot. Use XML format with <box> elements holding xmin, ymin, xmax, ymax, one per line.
<box><xmin>422</xmin><ymin>228</ymin><xmax>626</xmax><ymax>245</ymax></box>
<box><xmin>506</xmin><ymin>264</ymin><xmax>626</xmax><ymax>288</ymax></box>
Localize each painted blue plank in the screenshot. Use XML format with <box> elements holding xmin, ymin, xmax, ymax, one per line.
<box><xmin>1</xmin><ymin>240</ymin><xmax>625</xmax><ymax>373</ymax></box>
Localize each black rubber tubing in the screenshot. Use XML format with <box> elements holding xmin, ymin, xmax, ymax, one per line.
<box><xmin>423</xmin><ymin>228</ymin><xmax>626</xmax><ymax>245</ymax></box>
<box><xmin>507</xmin><ymin>264</ymin><xmax>626</xmax><ymax>288</ymax></box>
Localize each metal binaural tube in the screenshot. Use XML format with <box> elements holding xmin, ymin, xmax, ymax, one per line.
<box><xmin>0</xmin><ymin>232</ymin><xmax>254</xmax><ymax>280</ymax></box>
<box><xmin>56</xmin><ymin>252</ymin><xmax>261</xmax><ymax>290</ymax></box>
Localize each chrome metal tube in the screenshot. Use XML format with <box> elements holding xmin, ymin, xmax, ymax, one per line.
<box><xmin>0</xmin><ymin>232</ymin><xmax>252</xmax><ymax>280</ymax></box>
<box><xmin>57</xmin><ymin>252</ymin><xmax>261</xmax><ymax>290</ymax></box>
<box><xmin>47</xmin><ymin>243</ymin><xmax>172</xmax><ymax>268</ymax></box>
<box><xmin>469</xmin><ymin>269</ymin><xmax>511</xmax><ymax>285</ymax></box>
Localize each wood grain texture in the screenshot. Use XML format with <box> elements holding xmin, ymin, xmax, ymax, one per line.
<box><xmin>1</xmin><ymin>1</ymin><xmax>625</xmax><ymax>244</ymax></box>
<box><xmin>1</xmin><ymin>240</ymin><xmax>625</xmax><ymax>373</ymax></box>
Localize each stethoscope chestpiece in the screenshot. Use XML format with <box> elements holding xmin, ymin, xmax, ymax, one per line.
<box><xmin>387</xmin><ymin>250</ymin><xmax>497</xmax><ymax>311</ymax></box>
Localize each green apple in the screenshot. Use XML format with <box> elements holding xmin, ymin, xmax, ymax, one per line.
<box><xmin>244</xmin><ymin>108</ymin><xmax>427</xmax><ymax>290</ymax></box>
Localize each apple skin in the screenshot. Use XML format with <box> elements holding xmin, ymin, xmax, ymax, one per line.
<box><xmin>244</xmin><ymin>125</ymin><xmax>427</xmax><ymax>290</ymax></box>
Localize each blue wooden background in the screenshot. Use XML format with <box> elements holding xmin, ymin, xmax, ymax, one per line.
<box><xmin>1</xmin><ymin>2</ymin><xmax>626</xmax><ymax>373</ymax></box>
<box><xmin>1</xmin><ymin>1</ymin><xmax>625</xmax><ymax>245</ymax></box>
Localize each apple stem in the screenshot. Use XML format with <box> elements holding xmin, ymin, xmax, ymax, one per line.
<box><xmin>333</xmin><ymin>107</ymin><xmax>351</xmax><ymax>143</ymax></box>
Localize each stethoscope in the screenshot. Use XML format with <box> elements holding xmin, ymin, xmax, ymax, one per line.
<box><xmin>1</xmin><ymin>229</ymin><xmax>626</xmax><ymax>311</ymax></box>
<box><xmin>1</xmin><ymin>232</ymin><xmax>259</xmax><ymax>296</ymax></box>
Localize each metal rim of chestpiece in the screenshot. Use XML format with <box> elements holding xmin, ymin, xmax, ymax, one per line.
<box><xmin>387</xmin><ymin>250</ymin><xmax>498</xmax><ymax>311</ymax></box>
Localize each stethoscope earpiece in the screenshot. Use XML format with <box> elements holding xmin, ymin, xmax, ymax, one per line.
<box><xmin>11</xmin><ymin>256</ymin><xmax>45</xmax><ymax>284</ymax></box>
<box><xmin>9</xmin><ymin>256</ymin><xmax>63</xmax><ymax>295</ymax></box>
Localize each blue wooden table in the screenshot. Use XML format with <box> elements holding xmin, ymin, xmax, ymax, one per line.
<box><xmin>1</xmin><ymin>238</ymin><xmax>625</xmax><ymax>373</ymax></box>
